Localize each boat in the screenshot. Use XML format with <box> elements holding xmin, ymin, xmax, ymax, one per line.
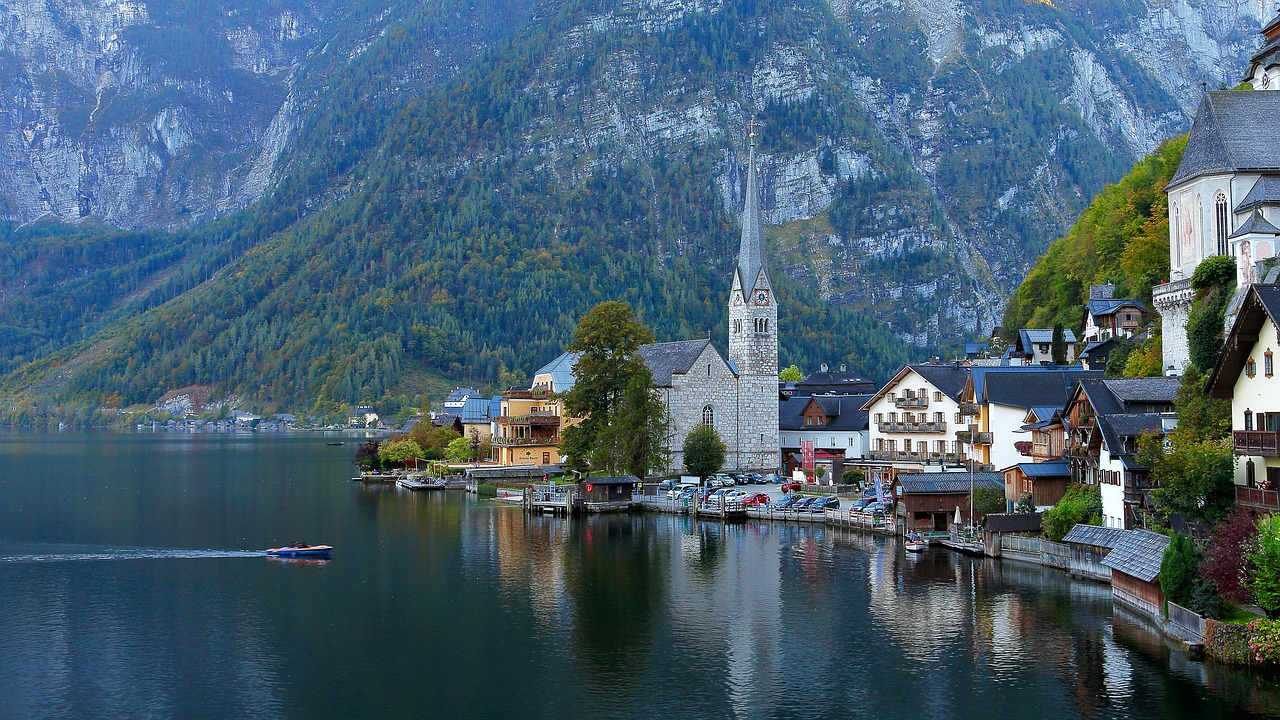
<box><xmin>905</xmin><ymin>540</ymin><xmax>929</xmax><ymax>553</ymax></box>
<box><xmin>326</xmin><ymin>441</ymin><xmax>345</xmax><ymax>446</ymax></box>
<box><xmin>265</xmin><ymin>543</ymin><xmax>333</xmax><ymax>558</ymax></box>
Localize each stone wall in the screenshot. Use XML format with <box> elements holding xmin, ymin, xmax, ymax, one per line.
<box><xmin>1153</xmin><ymin>277</ymin><xmax>1192</xmax><ymax>373</ymax></box>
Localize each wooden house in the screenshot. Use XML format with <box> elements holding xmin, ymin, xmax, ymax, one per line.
<box><xmin>1061</xmin><ymin>524</ymin><xmax>1129</xmax><ymax>582</ymax></box>
<box><xmin>892</xmin><ymin>472</ymin><xmax>1004</xmax><ymax>532</ymax></box>
<box><xmin>1100</xmin><ymin>529</ymin><xmax>1171</xmax><ymax>620</ymax></box>
<box><xmin>575</xmin><ymin>476</ymin><xmax>639</xmax><ymax>513</ymax></box>
<box><xmin>1002</xmin><ymin>459</ymin><xmax>1070</xmax><ymax>510</ymax></box>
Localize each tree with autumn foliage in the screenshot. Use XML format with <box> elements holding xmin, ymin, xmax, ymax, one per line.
<box><xmin>1203</xmin><ymin>508</ymin><xmax>1260</xmax><ymax>604</ymax></box>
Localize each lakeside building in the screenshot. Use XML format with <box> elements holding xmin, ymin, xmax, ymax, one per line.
<box><xmin>959</xmin><ymin>366</ymin><xmax>1101</xmax><ymax>472</ymax></box>
<box><xmin>860</xmin><ymin>363</ymin><xmax>970</xmax><ymax>476</ymax></box>
<box><xmin>1154</xmin><ymin>10</ymin><xmax>1280</xmax><ymax>372</ymax></box>
<box><xmin>1101</xmin><ymin>529</ymin><xmax>1172</xmax><ymax>621</ymax></box>
<box><xmin>1207</xmin><ymin>284</ymin><xmax>1280</xmax><ymax>511</ymax></box>
<box><xmin>892</xmin><ymin>471</ymin><xmax>1004</xmax><ymax>534</ymax></box>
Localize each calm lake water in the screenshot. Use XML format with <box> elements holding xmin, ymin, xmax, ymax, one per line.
<box><xmin>1</xmin><ymin>431</ymin><xmax>1278</xmax><ymax>720</ymax></box>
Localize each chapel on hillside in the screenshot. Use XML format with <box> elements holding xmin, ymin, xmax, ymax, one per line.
<box><xmin>1154</xmin><ymin>9</ymin><xmax>1280</xmax><ymax>372</ymax></box>
<box><xmin>492</xmin><ymin>132</ymin><xmax>780</xmax><ymax>473</ymax></box>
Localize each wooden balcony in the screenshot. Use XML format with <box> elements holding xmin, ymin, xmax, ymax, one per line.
<box><xmin>958</xmin><ymin>402</ymin><xmax>980</xmax><ymax>416</ymax></box>
<box><xmin>496</xmin><ymin>412</ymin><xmax>562</xmax><ymax>427</ymax></box>
<box><xmin>877</xmin><ymin>421</ymin><xmax>947</xmax><ymax>433</ymax></box>
<box><xmin>867</xmin><ymin>450</ymin><xmax>967</xmax><ymax>463</ymax></box>
<box><xmin>973</xmin><ymin>432</ymin><xmax>994</xmax><ymax>445</ymax></box>
<box><xmin>491</xmin><ymin>435</ymin><xmax>560</xmax><ymax>448</ymax></box>
<box><xmin>1237</xmin><ymin>485</ymin><xmax>1280</xmax><ymax>512</ymax></box>
<box><xmin>1235</xmin><ymin>431</ymin><xmax>1280</xmax><ymax>457</ymax></box>
<box><xmin>894</xmin><ymin>396</ymin><xmax>929</xmax><ymax>409</ymax></box>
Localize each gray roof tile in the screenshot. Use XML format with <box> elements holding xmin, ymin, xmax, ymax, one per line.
<box><xmin>637</xmin><ymin>339</ymin><xmax>715</xmax><ymax>387</ymax></box>
<box><xmin>1229</xmin><ymin>209</ymin><xmax>1280</xmax><ymax>239</ymax></box>
<box><xmin>1062</xmin><ymin>524</ymin><xmax>1129</xmax><ymax>549</ymax></box>
<box><xmin>1101</xmin><ymin>529</ymin><xmax>1171</xmax><ymax>582</ymax></box>
<box><xmin>897</xmin><ymin>472</ymin><xmax>1004</xmax><ymax>494</ymax></box>
<box><xmin>1235</xmin><ymin>175</ymin><xmax>1280</xmax><ymax>213</ymax></box>
<box><xmin>1171</xmin><ymin>92</ymin><xmax>1280</xmax><ymax>187</ymax></box>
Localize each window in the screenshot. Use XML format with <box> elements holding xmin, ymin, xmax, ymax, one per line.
<box><xmin>889</xmin><ymin>412</ymin><xmax>898</xmax><ymax>422</ymax></box>
<box><xmin>936</xmin><ymin>440</ymin><xmax>947</xmax><ymax>453</ymax></box>
<box><xmin>849</xmin><ymin>437</ymin><xmax>856</xmax><ymax>447</ymax></box>
<box><xmin>1248</xmin><ymin>358</ymin><xmax>1258</xmax><ymax>377</ymax></box>
<box><xmin>1215</xmin><ymin>192</ymin><xmax>1229</xmax><ymax>256</ymax></box>
<box><xmin>707</xmin><ymin>363</ymin><xmax>711</xmax><ymax>376</ymax></box>
<box><xmin>875</xmin><ymin>438</ymin><xmax>884</xmax><ymax>451</ymax></box>
<box><xmin>902</xmin><ymin>439</ymin><xmax>911</xmax><ymax>452</ymax></box>
<box><xmin>875</xmin><ymin>413</ymin><xmax>883</xmax><ymax>424</ymax></box>
<box><xmin>734</xmin><ymin>319</ymin><xmax>742</xmax><ymax>334</ymax></box>
<box><xmin>934</xmin><ymin>391</ymin><xmax>942</xmax><ymax>402</ymax></box>
<box><xmin>1245</xmin><ymin>409</ymin><xmax>1254</xmax><ymax>431</ymax></box>
<box><xmin>934</xmin><ymin>412</ymin><xmax>943</xmax><ymax>423</ymax></box>
<box><xmin>1266</xmin><ymin>350</ymin><xmax>1274</xmax><ymax>377</ymax></box>
<box><xmin>702</xmin><ymin>406</ymin><xmax>714</xmax><ymax>426</ymax></box>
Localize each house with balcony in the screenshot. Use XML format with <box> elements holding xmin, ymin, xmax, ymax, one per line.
<box><xmin>460</xmin><ymin>395</ymin><xmax>500</xmax><ymax>443</ymax></box>
<box><xmin>491</xmin><ymin>354</ymin><xmax>578</xmax><ymax>467</ymax></box>
<box><xmin>1064</xmin><ymin>377</ymin><xmax>1180</xmax><ymax>528</ymax></box>
<box><xmin>1002</xmin><ymin>407</ymin><xmax>1071</xmax><ymax>510</ymax></box>
<box><xmin>1081</xmin><ymin>284</ymin><xmax>1147</xmax><ymax>342</ymax></box>
<box><xmin>779</xmin><ymin>392</ymin><xmax>872</xmax><ymax>468</ymax></box>
<box><xmin>1207</xmin><ymin>284</ymin><xmax>1280</xmax><ymax>512</ymax></box>
<box><xmin>1012</xmin><ymin>328</ymin><xmax>1077</xmax><ymax>365</ymax></box>
<box><xmin>960</xmin><ymin>366</ymin><xmax>1101</xmax><ymax>473</ymax></box>
<box><xmin>859</xmin><ymin>363</ymin><xmax>969</xmax><ymax>479</ymax></box>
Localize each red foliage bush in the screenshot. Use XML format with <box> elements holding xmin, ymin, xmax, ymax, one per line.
<box><xmin>1203</xmin><ymin>507</ymin><xmax>1259</xmax><ymax>603</ymax></box>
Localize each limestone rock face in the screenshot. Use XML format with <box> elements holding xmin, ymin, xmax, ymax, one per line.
<box><xmin>0</xmin><ymin>0</ymin><xmax>1268</xmax><ymax>346</ymax></box>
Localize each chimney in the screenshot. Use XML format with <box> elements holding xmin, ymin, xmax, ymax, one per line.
<box><xmin>820</xmin><ymin>363</ymin><xmax>829</xmax><ymax>373</ymax></box>
<box><xmin>839</xmin><ymin>363</ymin><xmax>847</xmax><ymax>373</ymax></box>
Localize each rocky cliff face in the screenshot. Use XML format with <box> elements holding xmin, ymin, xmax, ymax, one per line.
<box><xmin>0</xmin><ymin>0</ymin><xmax>1269</xmax><ymax>347</ymax></box>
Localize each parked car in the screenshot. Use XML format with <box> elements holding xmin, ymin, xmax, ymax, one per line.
<box><xmin>809</xmin><ymin>496</ymin><xmax>839</xmax><ymax>512</ymax></box>
<box><xmin>781</xmin><ymin>481</ymin><xmax>803</xmax><ymax>493</ymax></box>
<box><xmin>790</xmin><ymin>497</ymin><xmax>815</xmax><ymax>511</ymax></box>
<box><xmin>774</xmin><ymin>495</ymin><xmax>800</xmax><ymax>510</ymax></box>
<box><xmin>745</xmin><ymin>473</ymin><xmax>764</xmax><ymax>484</ymax></box>
<box><xmin>706</xmin><ymin>478</ymin><xmax>725</xmax><ymax>489</ymax></box>
<box><xmin>742</xmin><ymin>492</ymin><xmax>771</xmax><ymax>507</ymax></box>
<box><xmin>849</xmin><ymin>498</ymin><xmax>873</xmax><ymax>511</ymax></box>
<box><xmin>657</xmin><ymin>480</ymin><xmax>678</xmax><ymax>492</ymax></box>
<box><xmin>717</xmin><ymin>474</ymin><xmax>736</xmax><ymax>487</ymax></box>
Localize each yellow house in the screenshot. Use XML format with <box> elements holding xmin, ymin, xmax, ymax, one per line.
<box><xmin>491</xmin><ymin>353</ymin><xmax>580</xmax><ymax>467</ymax></box>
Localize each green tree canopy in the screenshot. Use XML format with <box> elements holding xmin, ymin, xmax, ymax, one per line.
<box><xmin>683</xmin><ymin>423</ymin><xmax>727</xmax><ymax>478</ymax></box>
<box><xmin>779</xmin><ymin>364</ymin><xmax>803</xmax><ymax>382</ymax></box>
<box><xmin>445</xmin><ymin>436</ymin><xmax>474</xmax><ymax>463</ymax></box>
<box><xmin>1042</xmin><ymin>484</ymin><xmax>1102</xmax><ymax>541</ymax></box>
<box><xmin>379</xmin><ymin>437</ymin><xmax>424</xmax><ymax>466</ymax></box>
<box><xmin>559</xmin><ymin>301</ymin><xmax>667</xmax><ymax>478</ymax></box>
<box><xmin>1248</xmin><ymin>515</ymin><xmax>1280</xmax><ymax>619</ymax></box>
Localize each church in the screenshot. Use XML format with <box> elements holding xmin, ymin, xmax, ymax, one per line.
<box><xmin>1154</xmin><ymin>9</ymin><xmax>1280</xmax><ymax>372</ymax></box>
<box><xmin>516</xmin><ymin>131</ymin><xmax>780</xmax><ymax>473</ymax></box>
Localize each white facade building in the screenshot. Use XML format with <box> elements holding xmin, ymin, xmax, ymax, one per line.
<box><xmin>862</xmin><ymin>364</ymin><xmax>969</xmax><ymax>467</ymax></box>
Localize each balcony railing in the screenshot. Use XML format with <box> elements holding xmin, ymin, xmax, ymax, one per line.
<box><xmin>958</xmin><ymin>402</ymin><xmax>980</xmax><ymax>416</ymax></box>
<box><xmin>867</xmin><ymin>450</ymin><xmax>968</xmax><ymax>463</ymax></box>
<box><xmin>894</xmin><ymin>396</ymin><xmax>929</xmax><ymax>409</ymax></box>
<box><xmin>877</xmin><ymin>421</ymin><xmax>947</xmax><ymax>433</ymax></box>
<box><xmin>1234</xmin><ymin>430</ymin><xmax>1280</xmax><ymax>457</ymax></box>
<box><xmin>1237</xmin><ymin>485</ymin><xmax>1280</xmax><ymax>511</ymax></box>
<box><xmin>496</xmin><ymin>413</ymin><xmax>562</xmax><ymax>427</ymax></box>
<box><xmin>491</xmin><ymin>435</ymin><xmax>560</xmax><ymax>447</ymax></box>
<box><xmin>973</xmin><ymin>432</ymin><xmax>994</xmax><ymax>445</ymax></box>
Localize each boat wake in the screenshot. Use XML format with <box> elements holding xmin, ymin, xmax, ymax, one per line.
<box><xmin>0</xmin><ymin>546</ymin><xmax>266</xmax><ymax>563</ymax></box>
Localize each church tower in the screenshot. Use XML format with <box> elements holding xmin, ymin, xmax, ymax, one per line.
<box><xmin>728</xmin><ymin>128</ymin><xmax>779</xmax><ymax>470</ymax></box>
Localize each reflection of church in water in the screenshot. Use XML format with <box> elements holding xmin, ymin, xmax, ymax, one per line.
<box><xmin>1155</xmin><ymin>9</ymin><xmax>1280</xmax><ymax>371</ymax></box>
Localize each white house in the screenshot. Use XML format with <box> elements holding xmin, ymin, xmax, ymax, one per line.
<box><xmin>961</xmin><ymin>367</ymin><xmax>1102</xmax><ymax>472</ymax></box>
<box><xmin>779</xmin><ymin>393</ymin><xmax>872</xmax><ymax>462</ymax></box>
<box><xmin>861</xmin><ymin>363</ymin><xmax>969</xmax><ymax>468</ymax></box>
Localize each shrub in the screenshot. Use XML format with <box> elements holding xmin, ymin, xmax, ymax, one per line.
<box><xmin>1248</xmin><ymin>514</ymin><xmax>1280</xmax><ymax>618</ymax></box>
<box><xmin>476</xmin><ymin>483</ymin><xmax>497</xmax><ymax>498</ymax></box>
<box><xmin>1160</xmin><ymin>533</ymin><xmax>1202</xmax><ymax>610</ymax></box>
<box><xmin>841</xmin><ymin>468</ymin><xmax>865</xmax><ymax>485</ymax></box>
<box><xmin>354</xmin><ymin>440</ymin><xmax>382</xmax><ymax>471</ymax></box>
<box><xmin>1248</xmin><ymin>619</ymin><xmax>1280</xmax><ymax>664</ymax></box>
<box><xmin>1015</xmin><ymin>493</ymin><xmax>1036</xmax><ymax>514</ymax></box>
<box><xmin>1191</xmin><ymin>254</ymin><xmax>1236</xmax><ymax>291</ymax></box>
<box><xmin>1041</xmin><ymin>484</ymin><xmax>1102</xmax><ymax>541</ymax></box>
<box><xmin>1203</xmin><ymin>508</ymin><xmax>1259</xmax><ymax>604</ymax></box>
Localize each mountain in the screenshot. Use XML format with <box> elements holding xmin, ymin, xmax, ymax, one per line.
<box><xmin>0</xmin><ymin>0</ymin><xmax>1268</xmax><ymax>420</ymax></box>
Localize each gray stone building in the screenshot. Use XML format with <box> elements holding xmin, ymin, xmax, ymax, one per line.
<box><xmin>527</xmin><ymin>132</ymin><xmax>780</xmax><ymax>473</ymax></box>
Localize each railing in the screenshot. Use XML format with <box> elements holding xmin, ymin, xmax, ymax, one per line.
<box><xmin>491</xmin><ymin>435</ymin><xmax>560</xmax><ymax>447</ymax></box>
<box><xmin>894</xmin><ymin>396</ymin><xmax>929</xmax><ymax>409</ymax></box>
<box><xmin>496</xmin><ymin>413</ymin><xmax>562</xmax><ymax>426</ymax></box>
<box><xmin>1237</xmin><ymin>485</ymin><xmax>1280</xmax><ymax>511</ymax></box>
<box><xmin>867</xmin><ymin>450</ymin><xmax>967</xmax><ymax>463</ymax></box>
<box><xmin>974</xmin><ymin>432</ymin><xmax>993</xmax><ymax>445</ymax></box>
<box><xmin>958</xmin><ymin>402</ymin><xmax>980</xmax><ymax>416</ymax></box>
<box><xmin>1234</xmin><ymin>430</ymin><xmax>1280</xmax><ymax>457</ymax></box>
<box><xmin>877</xmin><ymin>421</ymin><xmax>947</xmax><ymax>433</ymax></box>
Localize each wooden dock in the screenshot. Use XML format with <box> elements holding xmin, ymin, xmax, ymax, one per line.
<box><xmin>397</xmin><ymin>476</ymin><xmax>444</xmax><ymax>491</ymax></box>
<box><xmin>352</xmin><ymin>473</ymin><xmax>398</xmax><ymax>483</ymax></box>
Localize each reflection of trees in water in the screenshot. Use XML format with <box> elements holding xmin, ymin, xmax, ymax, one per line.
<box><xmin>562</xmin><ymin>514</ymin><xmax>669</xmax><ymax>686</ymax></box>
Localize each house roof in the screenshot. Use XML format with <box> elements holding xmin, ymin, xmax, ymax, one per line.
<box><xmin>1019</xmin><ymin>328</ymin><xmax>1078</xmax><ymax>346</ymax></box>
<box><xmin>1208</xmin><ymin>284</ymin><xmax>1280</xmax><ymax>397</ymax></box>
<box><xmin>779</xmin><ymin>394</ymin><xmax>872</xmax><ymax>432</ymax></box>
<box><xmin>1101</xmin><ymin>529</ymin><xmax>1171</xmax><ymax>583</ymax></box>
<box><xmin>445</xmin><ymin>387</ymin><xmax>481</xmax><ymax>403</ymax></box>
<box><xmin>1228</xmin><ymin>209</ymin><xmax>1280</xmax><ymax>239</ymax></box>
<box><xmin>984</xmin><ymin>513</ymin><xmax>1043</xmax><ymax>533</ymax></box>
<box><xmin>460</xmin><ymin>396</ymin><xmax>494</xmax><ymax>423</ymax></box>
<box><xmin>637</xmin><ymin>339</ymin><xmax>716</xmax><ymax>387</ymax></box>
<box><xmin>1062</xmin><ymin>524</ymin><xmax>1129</xmax><ymax>549</ymax></box>
<box><xmin>1086</xmin><ymin>298</ymin><xmax>1145</xmax><ymax>317</ymax></box>
<box><xmin>1095</xmin><ymin>413</ymin><xmax>1164</xmax><ymax>457</ymax></box>
<box><xmin>861</xmin><ymin>363</ymin><xmax>969</xmax><ymax>409</ymax></box>
<box><xmin>533</xmin><ymin>351</ymin><xmax>579</xmax><ymax>392</ymax></box>
<box><xmin>1170</xmin><ymin>92</ymin><xmax>1280</xmax><ymax>188</ymax></box>
<box><xmin>1014</xmin><ymin>459</ymin><xmax>1071</xmax><ymax>478</ymax></box>
<box><xmin>797</xmin><ymin>370</ymin><xmax>876</xmax><ymax>393</ymax></box>
<box><xmin>1079</xmin><ymin>338</ymin><xmax>1122</xmax><ymax>359</ymax></box>
<box><xmin>978</xmin><ymin>368</ymin><xmax>1102</xmax><ymax>409</ymax></box>
<box><xmin>896</xmin><ymin>472</ymin><xmax>1004</xmax><ymax>494</ymax></box>
<box><xmin>580</xmin><ymin>476</ymin><xmax>640</xmax><ymax>486</ymax></box>
<box><xmin>1102</xmin><ymin>377</ymin><xmax>1181</xmax><ymax>404</ymax></box>
<box><xmin>1235</xmin><ymin>175</ymin><xmax>1280</xmax><ymax>213</ymax></box>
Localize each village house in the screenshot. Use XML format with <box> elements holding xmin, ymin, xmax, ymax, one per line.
<box><xmin>1207</xmin><ymin>284</ymin><xmax>1280</xmax><ymax>513</ymax></box>
<box><xmin>1077</xmin><ymin>336</ymin><xmax>1125</xmax><ymax>371</ymax></box>
<box><xmin>892</xmin><ymin>471</ymin><xmax>1005</xmax><ymax>534</ymax></box>
<box><xmin>1154</xmin><ymin>12</ymin><xmax>1280</xmax><ymax>372</ymax></box>
<box><xmin>960</xmin><ymin>366</ymin><xmax>1101</xmax><ymax>473</ymax></box>
<box><xmin>1081</xmin><ymin>284</ymin><xmax>1147</xmax><ymax>342</ymax></box>
<box><xmin>1062</xmin><ymin>524</ymin><xmax>1130</xmax><ymax>582</ymax></box>
<box><xmin>460</xmin><ymin>395</ymin><xmax>499</xmax><ymax>443</ymax></box>
<box><xmin>1011</xmin><ymin>328</ymin><xmax>1078</xmax><ymax>365</ymax></box>
<box><xmin>778</xmin><ymin>392</ymin><xmax>873</xmax><ymax>468</ymax></box>
<box><xmin>860</xmin><ymin>363</ymin><xmax>970</xmax><ymax>477</ymax></box>
<box><xmin>443</xmin><ymin>387</ymin><xmax>483</xmax><ymax>413</ymax></box>
<box><xmin>1101</xmin><ymin>529</ymin><xmax>1172</xmax><ymax>621</ymax></box>
<box><xmin>1064</xmin><ymin>377</ymin><xmax>1180</xmax><ymax>529</ymax></box>
<box><xmin>1002</xmin><ymin>406</ymin><xmax>1070</xmax><ymax>510</ymax></box>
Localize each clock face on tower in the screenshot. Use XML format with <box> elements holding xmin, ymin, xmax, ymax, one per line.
<box><xmin>754</xmin><ymin>290</ymin><xmax>769</xmax><ymax>305</ymax></box>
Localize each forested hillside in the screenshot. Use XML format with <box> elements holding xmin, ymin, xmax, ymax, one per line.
<box><xmin>1001</xmin><ymin>136</ymin><xmax>1184</xmax><ymax>336</ymax></box>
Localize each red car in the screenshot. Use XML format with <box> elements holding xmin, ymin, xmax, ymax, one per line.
<box><xmin>780</xmin><ymin>481</ymin><xmax>803</xmax><ymax>493</ymax></box>
<box><xmin>742</xmin><ymin>492</ymin><xmax>771</xmax><ymax>507</ymax></box>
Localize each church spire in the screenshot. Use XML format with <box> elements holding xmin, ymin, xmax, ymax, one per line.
<box><xmin>736</xmin><ymin>124</ymin><xmax>768</xmax><ymax>296</ymax></box>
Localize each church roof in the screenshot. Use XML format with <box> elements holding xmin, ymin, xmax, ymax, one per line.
<box><xmin>735</xmin><ymin>141</ymin><xmax>770</xmax><ymax>297</ymax></box>
<box><xmin>637</xmin><ymin>339</ymin><xmax>716</xmax><ymax>387</ymax></box>
<box><xmin>1228</xmin><ymin>209</ymin><xmax>1280</xmax><ymax>239</ymax></box>
<box><xmin>1170</xmin><ymin>92</ymin><xmax>1280</xmax><ymax>188</ymax></box>
<box><xmin>1236</xmin><ymin>175</ymin><xmax>1280</xmax><ymax>213</ymax></box>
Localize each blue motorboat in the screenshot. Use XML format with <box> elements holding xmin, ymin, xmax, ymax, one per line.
<box><xmin>265</xmin><ymin>543</ymin><xmax>333</xmax><ymax>558</ymax></box>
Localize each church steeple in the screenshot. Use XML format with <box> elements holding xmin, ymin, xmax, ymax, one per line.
<box><xmin>735</xmin><ymin>125</ymin><xmax>770</xmax><ymax>297</ymax></box>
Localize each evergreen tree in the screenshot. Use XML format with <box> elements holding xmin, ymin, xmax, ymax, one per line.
<box><xmin>1051</xmin><ymin>323</ymin><xmax>1067</xmax><ymax>365</ymax></box>
<box><xmin>1160</xmin><ymin>533</ymin><xmax>1202</xmax><ymax>610</ymax></box>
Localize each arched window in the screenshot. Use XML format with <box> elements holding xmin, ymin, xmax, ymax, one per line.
<box><xmin>702</xmin><ymin>406</ymin><xmax>714</xmax><ymax>426</ymax></box>
<box><xmin>1172</xmin><ymin>203</ymin><xmax>1180</xmax><ymax>266</ymax></box>
<box><xmin>1215</xmin><ymin>192</ymin><xmax>1229</xmax><ymax>256</ymax></box>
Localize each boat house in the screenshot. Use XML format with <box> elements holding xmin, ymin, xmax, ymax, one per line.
<box><xmin>892</xmin><ymin>472</ymin><xmax>1004</xmax><ymax>533</ymax></box>
<box><xmin>1101</xmin><ymin>529</ymin><xmax>1171</xmax><ymax>620</ymax></box>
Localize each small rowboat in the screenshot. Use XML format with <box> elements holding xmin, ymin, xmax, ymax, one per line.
<box><xmin>266</xmin><ymin>543</ymin><xmax>333</xmax><ymax>558</ymax></box>
<box><xmin>905</xmin><ymin>540</ymin><xmax>929</xmax><ymax>553</ymax></box>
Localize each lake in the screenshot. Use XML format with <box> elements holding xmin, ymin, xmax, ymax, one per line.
<box><xmin>1</xmin><ymin>431</ymin><xmax>1277</xmax><ymax>719</ymax></box>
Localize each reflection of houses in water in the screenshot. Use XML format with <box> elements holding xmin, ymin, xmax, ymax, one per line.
<box><xmin>464</xmin><ymin>506</ymin><xmax>573</xmax><ymax>632</ymax></box>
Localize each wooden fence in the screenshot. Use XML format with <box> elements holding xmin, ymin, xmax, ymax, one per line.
<box><xmin>1167</xmin><ymin>601</ymin><xmax>1206</xmax><ymax>643</ymax></box>
<box><xmin>999</xmin><ymin>535</ymin><xmax>1070</xmax><ymax>570</ymax></box>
